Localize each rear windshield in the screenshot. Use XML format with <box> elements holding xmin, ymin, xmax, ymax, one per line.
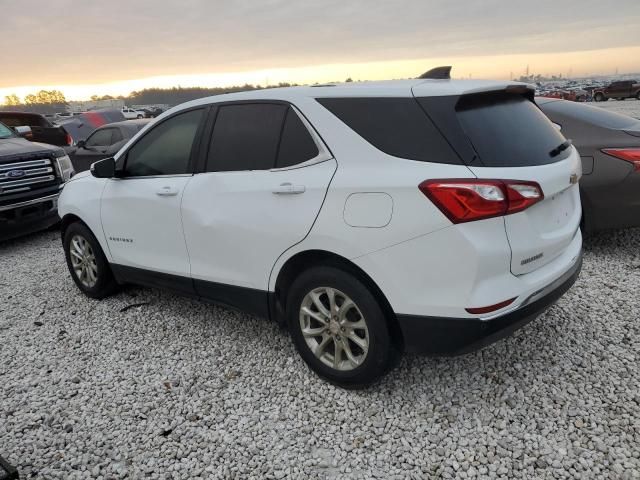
<box><xmin>454</xmin><ymin>92</ymin><xmax>570</xmax><ymax>167</ymax></box>
<box><xmin>540</xmin><ymin>100</ymin><xmax>640</xmax><ymax>130</ymax></box>
<box><xmin>316</xmin><ymin>97</ymin><xmax>462</xmax><ymax>164</ymax></box>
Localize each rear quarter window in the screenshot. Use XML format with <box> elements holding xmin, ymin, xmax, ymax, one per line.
<box><xmin>316</xmin><ymin>97</ymin><xmax>462</xmax><ymax>164</ymax></box>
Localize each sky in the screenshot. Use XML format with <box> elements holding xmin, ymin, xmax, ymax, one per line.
<box><xmin>1</xmin><ymin>0</ymin><xmax>639</xmax><ymax>102</ymax></box>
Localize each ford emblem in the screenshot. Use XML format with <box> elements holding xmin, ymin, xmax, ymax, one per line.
<box><xmin>7</xmin><ymin>169</ymin><xmax>26</xmax><ymax>178</ymax></box>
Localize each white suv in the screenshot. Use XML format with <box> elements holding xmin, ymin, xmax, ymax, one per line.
<box><xmin>58</xmin><ymin>76</ymin><xmax>583</xmax><ymax>386</ymax></box>
<box><xmin>121</xmin><ymin>107</ymin><xmax>146</xmax><ymax>120</ymax></box>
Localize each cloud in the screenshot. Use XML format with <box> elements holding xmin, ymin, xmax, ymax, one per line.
<box><xmin>1</xmin><ymin>0</ymin><xmax>639</xmax><ymax>87</ymax></box>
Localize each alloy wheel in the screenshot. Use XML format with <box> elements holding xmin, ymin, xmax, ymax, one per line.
<box><xmin>69</xmin><ymin>234</ymin><xmax>99</xmax><ymax>288</ymax></box>
<box><xmin>299</xmin><ymin>287</ymin><xmax>369</xmax><ymax>371</ymax></box>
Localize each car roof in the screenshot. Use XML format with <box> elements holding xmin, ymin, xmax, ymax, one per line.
<box><xmin>173</xmin><ymin>79</ymin><xmax>530</xmax><ymax>110</ymax></box>
<box><xmin>0</xmin><ymin>111</ymin><xmax>44</xmax><ymax>117</ymax></box>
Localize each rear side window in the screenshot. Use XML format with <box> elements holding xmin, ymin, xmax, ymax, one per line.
<box><xmin>540</xmin><ymin>100</ymin><xmax>640</xmax><ymax>130</ymax></box>
<box><xmin>124</xmin><ymin>108</ymin><xmax>203</xmax><ymax>177</ymax></box>
<box><xmin>276</xmin><ymin>108</ymin><xmax>319</xmax><ymax>168</ymax></box>
<box><xmin>207</xmin><ymin>103</ymin><xmax>287</xmax><ymax>172</ymax></box>
<box><xmin>454</xmin><ymin>93</ymin><xmax>570</xmax><ymax>167</ymax></box>
<box><xmin>316</xmin><ymin>97</ymin><xmax>461</xmax><ymax>164</ymax></box>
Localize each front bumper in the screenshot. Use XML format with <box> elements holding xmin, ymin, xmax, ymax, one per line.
<box><xmin>0</xmin><ymin>194</ymin><xmax>59</xmax><ymax>241</ymax></box>
<box><xmin>396</xmin><ymin>251</ymin><xmax>583</xmax><ymax>355</ymax></box>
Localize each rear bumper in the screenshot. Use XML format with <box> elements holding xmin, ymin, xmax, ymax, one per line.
<box><xmin>0</xmin><ymin>194</ymin><xmax>59</xmax><ymax>241</ymax></box>
<box><xmin>396</xmin><ymin>251</ymin><xmax>582</xmax><ymax>355</ymax></box>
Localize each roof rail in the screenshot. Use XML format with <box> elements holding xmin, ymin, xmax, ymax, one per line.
<box><xmin>418</xmin><ymin>66</ymin><xmax>452</xmax><ymax>80</ymax></box>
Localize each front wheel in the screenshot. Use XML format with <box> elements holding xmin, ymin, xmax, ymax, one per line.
<box><xmin>286</xmin><ymin>266</ymin><xmax>396</xmax><ymax>388</ymax></box>
<box><xmin>136</xmin><ymin>114</ymin><xmax>144</xmax><ymax>119</ymax></box>
<box><xmin>594</xmin><ymin>93</ymin><xmax>605</xmax><ymax>102</ymax></box>
<box><xmin>63</xmin><ymin>222</ymin><xmax>119</xmax><ymax>299</ymax></box>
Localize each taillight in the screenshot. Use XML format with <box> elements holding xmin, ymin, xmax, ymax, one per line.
<box><xmin>66</xmin><ymin>133</ymin><xmax>73</xmax><ymax>146</ymax></box>
<box><xmin>419</xmin><ymin>179</ymin><xmax>544</xmax><ymax>224</ymax></box>
<box><xmin>602</xmin><ymin>148</ymin><xmax>640</xmax><ymax>171</ymax></box>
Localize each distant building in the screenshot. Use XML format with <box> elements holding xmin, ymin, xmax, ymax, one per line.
<box><xmin>68</xmin><ymin>99</ymin><xmax>125</xmax><ymax>113</ymax></box>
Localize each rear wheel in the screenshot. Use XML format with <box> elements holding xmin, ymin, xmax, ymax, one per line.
<box><xmin>287</xmin><ymin>266</ymin><xmax>396</xmax><ymax>388</ymax></box>
<box><xmin>63</xmin><ymin>222</ymin><xmax>119</xmax><ymax>299</ymax></box>
<box><xmin>136</xmin><ymin>114</ymin><xmax>144</xmax><ymax>119</ymax></box>
<box><xmin>594</xmin><ymin>93</ymin><xmax>605</xmax><ymax>102</ymax></box>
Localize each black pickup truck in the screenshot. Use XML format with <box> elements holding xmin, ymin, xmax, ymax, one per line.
<box><xmin>0</xmin><ymin>121</ymin><xmax>74</xmax><ymax>241</ymax></box>
<box><xmin>0</xmin><ymin>111</ymin><xmax>72</xmax><ymax>147</ymax></box>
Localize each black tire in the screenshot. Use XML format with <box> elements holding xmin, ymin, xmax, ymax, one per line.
<box><xmin>636</xmin><ymin>92</ymin><xmax>640</xmax><ymax>101</ymax></box>
<box><xmin>286</xmin><ymin>266</ymin><xmax>396</xmax><ymax>388</ymax></box>
<box><xmin>136</xmin><ymin>114</ymin><xmax>144</xmax><ymax>119</ymax></box>
<box><xmin>63</xmin><ymin>222</ymin><xmax>119</xmax><ymax>299</ymax></box>
<box><xmin>594</xmin><ymin>93</ymin><xmax>605</xmax><ymax>102</ymax></box>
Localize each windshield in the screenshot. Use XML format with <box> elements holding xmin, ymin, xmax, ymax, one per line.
<box><xmin>0</xmin><ymin>122</ymin><xmax>14</xmax><ymax>139</ymax></box>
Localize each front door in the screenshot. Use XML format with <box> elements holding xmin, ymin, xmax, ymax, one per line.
<box><xmin>101</xmin><ymin>108</ymin><xmax>205</xmax><ymax>283</ymax></box>
<box><xmin>73</xmin><ymin>127</ymin><xmax>122</xmax><ymax>172</ymax></box>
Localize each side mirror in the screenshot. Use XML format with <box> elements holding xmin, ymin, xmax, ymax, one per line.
<box><xmin>14</xmin><ymin>125</ymin><xmax>33</xmax><ymax>139</ymax></box>
<box><xmin>91</xmin><ymin>157</ymin><xmax>116</xmax><ymax>178</ymax></box>
<box><xmin>76</xmin><ymin>139</ymin><xmax>86</xmax><ymax>149</ymax></box>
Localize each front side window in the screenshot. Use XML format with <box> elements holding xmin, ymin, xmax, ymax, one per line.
<box><xmin>206</xmin><ymin>103</ymin><xmax>287</xmax><ymax>172</ymax></box>
<box><xmin>124</xmin><ymin>109</ymin><xmax>203</xmax><ymax>177</ymax></box>
<box><xmin>86</xmin><ymin>128</ymin><xmax>114</xmax><ymax>147</ymax></box>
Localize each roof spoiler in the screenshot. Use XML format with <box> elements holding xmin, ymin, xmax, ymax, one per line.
<box><xmin>418</xmin><ymin>66</ymin><xmax>452</xmax><ymax>80</ymax></box>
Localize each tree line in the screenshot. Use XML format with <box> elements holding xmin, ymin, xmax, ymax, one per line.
<box><xmin>2</xmin><ymin>83</ymin><xmax>303</xmax><ymax>113</ymax></box>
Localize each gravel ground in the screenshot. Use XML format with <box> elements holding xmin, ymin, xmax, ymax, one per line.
<box><xmin>1</xmin><ymin>101</ymin><xmax>639</xmax><ymax>479</ymax></box>
<box><xmin>1</xmin><ymin>227</ymin><xmax>639</xmax><ymax>480</ymax></box>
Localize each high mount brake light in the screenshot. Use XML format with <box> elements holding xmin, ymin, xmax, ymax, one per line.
<box><xmin>602</xmin><ymin>148</ymin><xmax>640</xmax><ymax>172</ymax></box>
<box><xmin>419</xmin><ymin>179</ymin><xmax>544</xmax><ymax>224</ymax></box>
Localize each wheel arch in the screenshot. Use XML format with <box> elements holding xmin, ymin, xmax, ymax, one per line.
<box><xmin>271</xmin><ymin>249</ymin><xmax>404</xmax><ymax>350</ymax></box>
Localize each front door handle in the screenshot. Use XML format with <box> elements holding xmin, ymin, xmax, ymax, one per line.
<box><xmin>272</xmin><ymin>182</ymin><xmax>306</xmax><ymax>195</ymax></box>
<box><xmin>156</xmin><ymin>186</ymin><xmax>179</xmax><ymax>197</ymax></box>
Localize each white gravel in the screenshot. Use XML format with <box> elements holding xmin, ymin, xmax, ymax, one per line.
<box><xmin>1</xmin><ymin>226</ymin><xmax>639</xmax><ymax>479</ymax></box>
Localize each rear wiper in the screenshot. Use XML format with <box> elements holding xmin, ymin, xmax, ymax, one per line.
<box><xmin>549</xmin><ymin>139</ymin><xmax>572</xmax><ymax>158</ymax></box>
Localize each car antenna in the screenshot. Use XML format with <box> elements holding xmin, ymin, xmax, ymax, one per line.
<box><xmin>417</xmin><ymin>66</ymin><xmax>452</xmax><ymax>80</ymax></box>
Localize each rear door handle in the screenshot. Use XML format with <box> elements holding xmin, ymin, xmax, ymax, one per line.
<box><xmin>272</xmin><ymin>182</ymin><xmax>306</xmax><ymax>195</ymax></box>
<box><xmin>156</xmin><ymin>186</ymin><xmax>179</xmax><ymax>196</ymax></box>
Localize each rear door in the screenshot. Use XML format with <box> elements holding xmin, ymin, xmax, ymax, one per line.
<box><xmin>454</xmin><ymin>93</ymin><xmax>582</xmax><ymax>275</ymax></box>
<box><xmin>181</xmin><ymin>102</ymin><xmax>336</xmax><ymax>303</ymax></box>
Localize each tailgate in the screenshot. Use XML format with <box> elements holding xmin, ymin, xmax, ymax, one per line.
<box><xmin>468</xmin><ymin>149</ymin><xmax>582</xmax><ymax>275</ymax></box>
<box><xmin>419</xmin><ymin>88</ymin><xmax>583</xmax><ymax>276</ymax></box>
